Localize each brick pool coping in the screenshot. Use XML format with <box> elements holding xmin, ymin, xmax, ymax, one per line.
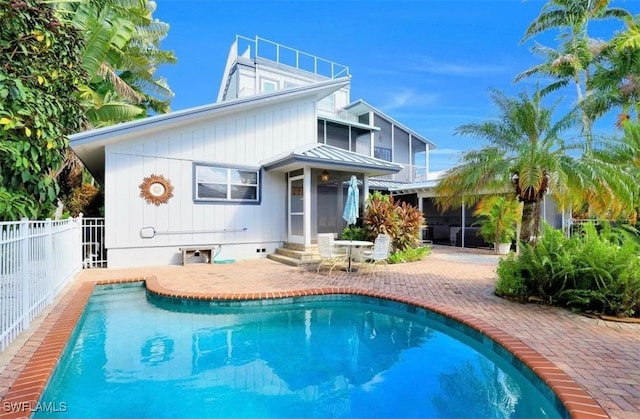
<box><xmin>0</xmin><ymin>275</ymin><xmax>607</xmax><ymax>419</ymax></box>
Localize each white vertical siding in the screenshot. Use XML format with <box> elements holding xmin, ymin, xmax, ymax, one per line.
<box><xmin>104</xmin><ymin>98</ymin><xmax>314</xmax><ymax>267</ymax></box>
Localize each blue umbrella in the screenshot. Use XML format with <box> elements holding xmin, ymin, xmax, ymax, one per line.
<box><xmin>342</xmin><ymin>175</ymin><xmax>359</xmax><ymax>225</ymax></box>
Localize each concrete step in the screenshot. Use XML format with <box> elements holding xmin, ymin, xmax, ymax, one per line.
<box><xmin>267</xmin><ymin>253</ymin><xmax>319</xmax><ymax>267</ymax></box>
<box><xmin>284</xmin><ymin>242</ymin><xmax>318</xmax><ymax>252</ymax></box>
<box><xmin>275</xmin><ymin>247</ymin><xmax>319</xmax><ymax>261</ymax></box>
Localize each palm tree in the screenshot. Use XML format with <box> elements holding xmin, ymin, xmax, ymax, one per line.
<box><xmin>591</xmin><ymin>122</ymin><xmax>640</xmax><ymax>222</ymax></box>
<box><xmin>517</xmin><ymin>0</ymin><xmax>631</xmax><ymax>150</ymax></box>
<box><xmin>434</xmin><ymin>89</ymin><xmax>634</xmax><ymax>244</ymax></box>
<box><xmin>589</xmin><ymin>16</ymin><xmax>640</xmax><ymax>127</ymax></box>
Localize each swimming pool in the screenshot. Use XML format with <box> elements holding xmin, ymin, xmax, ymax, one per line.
<box><xmin>36</xmin><ymin>283</ymin><xmax>566</xmax><ymax>418</ymax></box>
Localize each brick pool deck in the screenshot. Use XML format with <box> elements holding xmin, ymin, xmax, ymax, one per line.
<box><xmin>1</xmin><ymin>245</ymin><xmax>639</xmax><ymax>418</ymax></box>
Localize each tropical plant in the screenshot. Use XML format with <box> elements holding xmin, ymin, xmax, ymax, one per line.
<box><xmin>0</xmin><ymin>0</ymin><xmax>88</xmax><ymax>220</ymax></box>
<box><xmin>434</xmin><ymin>89</ymin><xmax>635</xmax><ymax>244</ymax></box>
<box><xmin>363</xmin><ymin>192</ymin><xmax>401</xmax><ymax>243</ymax></box>
<box><xmin>55</xmin><ymin>0</ymin><xmax>176</xmax><ymax>127</ymax></box>
<box><xmin>517</xmin><ymin>0</ymin><xmax>632</xmax><ymax>147</ymax></box>
<box><xmin>363</xmin><ymin>192</ymin><xmax>425</xmax><ymax>252</ymax></box>
<box><xmin>395</xmin><ymin>200</ymin><xmax>425</xmax><ymax>250</ymax></box>
<box><xmin>51</xmin><ymin>0</ymin><xmax>176</xmax><ymax>216</ymax></box>
<box><xmin>473</xmin><ymin>195</ymin><xmax>521</xmax><ymax>245</ymax></box>
<box><xmin>589</xmin><ymin>16</ymin><xmax>640</xmax><ymax>127</ymax></box>
<box><xmin>496</xmin><ymin>222</ymin><xmax>640</xmax><ymax>317</ymax></box>
<box><xmin>387</xmin><ymin>246</ymin><xmax>431</xmax><ymax>264</ymax></box>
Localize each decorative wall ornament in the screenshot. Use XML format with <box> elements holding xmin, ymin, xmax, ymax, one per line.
<box><xmin>139</xmin><ymin>174</ymin><xmax>174</xmax><ymax>206</ymax></box>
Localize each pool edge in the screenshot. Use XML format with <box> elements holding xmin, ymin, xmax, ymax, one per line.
<box><xmin>0</xmin><ymin>276</ymin><xmax>608</xmax><ymax>419</ymax></box>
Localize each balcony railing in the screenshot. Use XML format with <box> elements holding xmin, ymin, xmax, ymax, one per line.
<box><xmin>317</xmin><ymin>106</ymin><xmax>358</xmax><ymax>124</ymax></box>
<box><xmin>374</xmin><ymin>163</ymin><xmax>430</xmax><ymax>184</ymax></box>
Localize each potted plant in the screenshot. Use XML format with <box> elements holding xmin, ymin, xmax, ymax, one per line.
<box><xmin>473</xmin><ymin>195</ymin><xmax>521</xmax><ymax>255</ymax></box>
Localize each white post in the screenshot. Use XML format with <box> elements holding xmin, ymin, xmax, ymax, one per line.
<box><xmin>45</xmin><ymin>218</ymin><xmax>53</xmax><ymax>304</ymax></box>
<box><xmin>303</xmin><ymin>167</ymin><xmax>311</xmax><ymax>247</ymax></box>
<box><xmin>19</xmin><ymin>218</ymin><xmax>30</xmax><ymax>329</ymax></box>
<box><xmin>461</xmin><ymin>202</ymin><xmax>466</xmax><ymax>248</ymax></box>
<box><xmin>77</xmin><ymin>213</ymin><xmax>84</xmax><ymax>270</ymax></box>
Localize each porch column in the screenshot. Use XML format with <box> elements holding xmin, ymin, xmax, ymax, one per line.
<box><xmin>363</xmin><ymin>175</ymin><xmax>369</xmax><ymax>210</ymax></box>
<box><xmin>461</xmin><ymin>201</ymin><xmax>466</xmax><ymax>248</ymax></box>
<box><xmin>303</xmin><ymin>167</ymin><xmax>312</xmax><ymax>247</ymax></box>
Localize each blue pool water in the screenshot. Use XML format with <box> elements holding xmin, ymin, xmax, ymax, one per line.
<box><xmin>36</xmin><ymin>283</ymin><xmax>566</xmax><ymax>418</ymax></box>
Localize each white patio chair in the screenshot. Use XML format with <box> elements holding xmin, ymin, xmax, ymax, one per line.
<box><xmin>361</xmin><ymin>234</ymin><xmax>391</xmax><ymax>273</ymax></box>
<box><xmin>316</xmin><ymin>233</ymin><xmax>348</xmax><ymax>274</ymax></box>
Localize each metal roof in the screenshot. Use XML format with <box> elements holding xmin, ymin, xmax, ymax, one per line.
<box><xmin>261</xmin><ymin>143</ymin><xmax>402</xmax><ymax>176</ymax></box>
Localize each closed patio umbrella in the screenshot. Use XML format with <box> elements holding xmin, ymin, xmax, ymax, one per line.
<box><xmin>342</xmin><ymin>175</ymin><xmax>359</xmax><ymax>226</ymax></box>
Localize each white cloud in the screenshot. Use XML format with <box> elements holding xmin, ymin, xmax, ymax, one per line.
<box><xmin>379</xmin><ymin>89</ymin><xmax>439</xmax><ymax>111</ymax></box>
<box><xmin>430</xmin><ymin>148</ymin><xmax>463</xmax><ymax>156</ymax></box>
<box><xmin>409</xmin><ymin>57</ymin><xmax>510</xmax><ymax>77</ymax></box>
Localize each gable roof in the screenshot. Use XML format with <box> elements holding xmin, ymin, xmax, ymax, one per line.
<box><xmin>344</xmin><ymin>99</ymin><xmax>437</xmax><ymax>149</ymax></box>
<box><xmin>261</xmin><ymin>143</ymin><xmax>402</xmax><ymax>176</ymax></box>
<box><xmin>70</xmin><ymin>77</ymin><xmax>351</xmax><ymax>183</ymax></box>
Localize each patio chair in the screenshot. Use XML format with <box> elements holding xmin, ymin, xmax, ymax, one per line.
<box><xmin>316</xmin><ymin>233</ymin><xmax>348</xmax><ymax>274</ymax></box>
<box><xmin>361</xmin><ymin>234</ymin><xmax>391</xmax><ymax>273</ymax></box>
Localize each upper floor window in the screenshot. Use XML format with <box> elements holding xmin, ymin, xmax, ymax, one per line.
<box><xmin>318</xmin><ymin>94</ymin><xmax>335</xmax><ymax>112</ymax></box>
<box><xmin>194</xmin><ymin>163</ymin><xmax>260</xmax><ymax>203</ymax></box>
<box><xmin>261</xmin><ymin>78</ymin><xmax>278</xmax><ymax>93</ymax></box>
<box><xmin>374</xmin><ymin>146</ymin><xmax>392</xmax><ymax>162</ymax></box>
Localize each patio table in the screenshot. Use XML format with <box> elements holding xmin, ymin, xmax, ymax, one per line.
<box><xmin>333</xmin><ymin>240</ymin><xmax>374</xmax><ymax>272</ymax></box>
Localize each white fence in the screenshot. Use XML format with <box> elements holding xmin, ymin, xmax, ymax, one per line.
<box><xmin>0</xmin><ymin>217</ymin><xmax>82</xmax><ymax>350</ymax></box>
<box><xmin>82</xmin><ymin>217</ymin><xmax>106</xmax><ymax>268</ymax></box>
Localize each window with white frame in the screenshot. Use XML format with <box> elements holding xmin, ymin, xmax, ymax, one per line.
<box><xmin>261</xmin><ymin>78</ymin><xmax>277</xmax><ymax>93</ymax></box>
<box><xmin>194</xmin><ymin>163</ymin><xmax>260</xmax><ymax>203</ymax></box>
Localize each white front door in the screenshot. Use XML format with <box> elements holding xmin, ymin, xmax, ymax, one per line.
<box><xmin>288</xmin><ymin>175</ymin><xmax>304</xmax><ymax>244</ymax></box>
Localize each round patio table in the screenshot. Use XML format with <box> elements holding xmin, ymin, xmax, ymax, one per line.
<box><xmin>333</xmin><ymin>240</ymin><xmax>374</xmax><ymax>272</ymax></box>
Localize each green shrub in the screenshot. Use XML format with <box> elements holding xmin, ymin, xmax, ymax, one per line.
<box><xmin>388</xmin><ymin>246</ymin><xmax>431</xmax><ymax>264</ymax></box>
<box><xmin>495</xmin><ymin>253</ymin><xmax>527</xmax><ymax>298</ymax></box>
<box><xmin>341</xmin><ymin>226</ymin><xmax>366</xmax><ymax>241</ymax></box>
<box><xmin>496</xmin><ymin>222</ymin><xmax>640</xmax><ymax>317</ymax></box>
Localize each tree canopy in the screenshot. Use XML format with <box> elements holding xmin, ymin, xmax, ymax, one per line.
<box><xmin>0</xmin><ymin>0</ymin><xmax>88</xmax><ymax>220</ymax></box>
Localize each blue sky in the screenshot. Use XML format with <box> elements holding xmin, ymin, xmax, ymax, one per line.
<box><xmin>155</xmin><ymin>0</ymin><xmax>639</xmax><ymax>172</ymax></box>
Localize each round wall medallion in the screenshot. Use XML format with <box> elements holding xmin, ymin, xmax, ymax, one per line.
<box><xmin>139</xmin><ymin>174</ymin><xmax>174</xmax><ymax>206</ymax></box>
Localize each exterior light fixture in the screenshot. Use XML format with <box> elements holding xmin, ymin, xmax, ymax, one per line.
<box><xmin>320</xmin><ymin>170</ymin><xmax>330</xmax><ymax>182</ymax></box>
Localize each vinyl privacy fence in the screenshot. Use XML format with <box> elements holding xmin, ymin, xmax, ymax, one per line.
<box><xmin>0</xmin><ymin>218</ymin><xmax>82</xmax><ymax>350</ymax></box>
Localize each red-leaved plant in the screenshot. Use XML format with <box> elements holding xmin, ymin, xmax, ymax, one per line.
<box><xmin>363</xmin><ymin>192</ymin><xmax>425</xmax><ymax>251</ymax></box>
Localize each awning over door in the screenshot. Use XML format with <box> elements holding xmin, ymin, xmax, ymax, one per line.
<box><xmin>261</xmin><ymin>143</ymin><xmax>402</xmax><ymax>177</ymax></box>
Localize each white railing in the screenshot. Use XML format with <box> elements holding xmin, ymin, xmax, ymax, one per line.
<box><xmin>317</xmin><ymin>105</ymin><xmax>359</xmax><ymax>124</ymax></box>
<box><xmin>375</xmin><ymin>163</ymin><xmax>430</xmax><ymax>184</ymax></box>
<box><xmin>235</xmin><ymin>35</ymin><xmax>350</xmax><ymax>79</ymax></box>
<box><xmin>0</xmin><ymin>217</ymin><xmax>82</xmax><ymax>351</ymax></box>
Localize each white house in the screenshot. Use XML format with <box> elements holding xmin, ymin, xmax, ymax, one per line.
<box><xmin>70</xmin><ymin>36</ymin><xmax>438</xmax><ymax>268</ymax></box>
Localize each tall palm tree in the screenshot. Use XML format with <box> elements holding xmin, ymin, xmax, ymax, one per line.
<box><xmin>517</xmin><ymin>0</ymin><xmax>631</xmax><ymax>151</ymax></box>
<box><xmin>589</xmin><ymin>16</ymin><xmax>640</xmax><ymax>127</ymax></box>
<box><xmin>434</xmin><ymin>89</ymin><xmax>634</xmax><ymax>243</ymax></box>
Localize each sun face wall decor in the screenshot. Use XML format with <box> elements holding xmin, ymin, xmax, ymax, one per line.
<box><xmin>139</xmin><ymin>174</ymin><xmax>174</xmax><ymax>206</ymax></box>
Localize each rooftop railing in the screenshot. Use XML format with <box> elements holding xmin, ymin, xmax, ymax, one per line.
<box><xmin>235</xmin><ymin>35</ymin><xmax>350</xmax><ymax>79</ymax></box>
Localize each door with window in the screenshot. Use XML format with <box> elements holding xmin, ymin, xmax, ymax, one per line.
<box><xmin>288</xmin><ymin>176</ymin><xmax>304</xmax><ymax>244</ymax></box>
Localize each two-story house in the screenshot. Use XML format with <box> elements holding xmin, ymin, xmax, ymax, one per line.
<box><xmin>70</xmin><ymin>36</ymin><xmax>438</xmax><ymax>268</ymax></box>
